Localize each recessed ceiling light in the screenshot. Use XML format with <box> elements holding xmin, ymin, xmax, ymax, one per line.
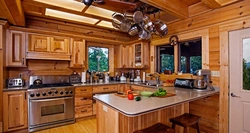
<box><xmin>33</xmin><ymin>0</ymin><xmax>85</xmax><ymax>12</ymax></box>
<box><xmin>45</xmin><ymin>8</ymin><xmax>99</xmax><ymax>24</ymax></box>
<box><xmin>97</xmin><ymin>20</ymin><xmax>114</xmax><ymax>28</ymax></box>
<box><xmin>85</xmin><ymin>6</ymin><xmax>115</xmax><ymax>19</ymax></box>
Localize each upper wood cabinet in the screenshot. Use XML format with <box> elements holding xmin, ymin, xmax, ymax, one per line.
<box><xmin>3</xmin><ymin>90</ymin><xmax>28</xmax><ymax>132</ymax></box>
<box><xmin>70</xmin><ymin>38</ymin><xmax>86</xmax><ymax>68</ymax></box>
<box><xmin>133</xmin><ymin>42</ymin><xmax>149</xmax><ymax>68</ymax></box>
<box><xmin>26</xmin><ymin>33</ymin><xmax>71</xmax><ymax>60</ymax></box>
<box><xmin>116</xmin><ymin>42</ymin><xmax>149</xmax><ymax>68</ymax></box>
<box><xmin>0</xmin><ymin>25</ymin><xmax>4</xmax><ymax>49</ymax></box>
<box><xmin>6</xmin><ymin>30</ymin><xmax>26</xmax><ymax>67</ymax></box>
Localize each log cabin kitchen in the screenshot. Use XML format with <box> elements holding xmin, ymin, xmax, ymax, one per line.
<box><xmin>1</xmin><ymin>0</ymin><xmax>250</xmax><ymax>133</ymax></box>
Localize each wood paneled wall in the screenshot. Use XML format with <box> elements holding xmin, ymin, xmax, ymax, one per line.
<box><xmin>149</xmin><ymin>1</ymin><xmax>250</xmax><ymax>133</ymax></box>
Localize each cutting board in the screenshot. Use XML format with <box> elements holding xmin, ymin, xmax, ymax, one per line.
<box><xmin>154</xmin><ymin>92</ymin><xmax>176</xmax><ymax>98</ymax></box>
<box><xmin>114</xmin><ymin>92</ymin><xmax>139</xmax><ymax>98</ymax></box>
<box><xmin>114</xmin><ymin>92</ymin><xmax>176</xmax><ymax>98</ymax></box>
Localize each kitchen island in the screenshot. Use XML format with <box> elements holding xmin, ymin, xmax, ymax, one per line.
<box><xmin>94</xmin><ymin>87</ymin><xmax>219</xmax><ymax>133</ymax></box>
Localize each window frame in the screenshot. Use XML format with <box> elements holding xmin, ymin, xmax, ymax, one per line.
<box><xmin>150</xmin><ymin>29</ymin><xmax>209</xmax><ymax>74</ymax></box>
<box><xmin>86</xmin><ymin>43</ymin><xmax>115</xmax><ymax>73</ymax></box>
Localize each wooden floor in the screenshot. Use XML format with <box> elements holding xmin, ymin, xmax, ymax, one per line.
<box><xmin>35</xmin><ymin>118</ymin><xmax>96</xmax><ymax>133</ymax></box>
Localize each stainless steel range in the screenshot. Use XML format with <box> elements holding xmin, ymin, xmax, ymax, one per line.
<box><xmin>28</xmin><ymin>75</ymin><xmax>75</xmax><ymax>132</ymax></box>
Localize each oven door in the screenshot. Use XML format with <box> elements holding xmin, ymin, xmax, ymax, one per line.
<box><xmin>29</xmin><ymin>96</ymin><xmax>74</xmax><ymax>126</ymax></box>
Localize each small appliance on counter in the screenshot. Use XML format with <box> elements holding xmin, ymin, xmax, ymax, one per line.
<box><xmin>174</xmin><ymin>78</ymin><xmax>194</xmax><ymax>89</ymax></box>
<box><xmin>193</xmin><ymin>69</ymin><xmax>214</xmax><ymax>91</ymax></box>
<box><xmin>7</xmin><ymin>77</ymin><xmax>25</xmax><ymax>88</ymax></box>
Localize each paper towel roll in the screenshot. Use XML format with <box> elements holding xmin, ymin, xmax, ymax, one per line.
<box><xmin>81</xmin><ymin>72</ymin><xmax>86</xmax><ymax>83</ymax></box>
<box><xmin>142</xmin><ymin>72</ymin><xmax>146</xmax><ymax>83</ymax></box>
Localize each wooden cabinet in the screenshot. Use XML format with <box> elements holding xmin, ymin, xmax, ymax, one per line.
<box><xmin>3</xmin><ymin>91</ymin><xmax>27</xmax><ymax>132</ymax></box>
<box><xmin>93</xmin><ymin>85</ymin><xmax>118</xmax><ymax>94</ymax></box>
<box><xmin>116</xmin><ymin>42</ymin><xmax>149</xmax><ymax>68</ymax></box>
<box><xmin>70</xmin><ymin>38</ymin><xmax>86</xmax><ymax>68</ymax></box>
<box><xmin>26</xmin><ymin>33</ymin><xmax>71</xmax><ymax>60</ymax></box>
<box><xmin>75</xmin><ymin>86</ymin><xmax>93</xmax><ymax>118</ymax></box>
<box><xmin>6</xmin><ymin>30</ymin><xmax>26</xmax><ymax>67</ymax></box>
<box><xmin>0</xmin><ymin>25</ymin><xmax>4</xmax><ymax>49</ymax></box>
<box><xmin>132</xmin><ymin>42</ymin><xmax>149</xmax><ymax>68</ymax></box>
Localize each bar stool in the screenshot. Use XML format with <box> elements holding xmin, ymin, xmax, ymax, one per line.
<box><xmin>133</xmin><ymin>123</ymin><xmax>175</xmax><ymax>133</ymax></box>
<box><xmin>170</xmin><ymin>113</ymin><xmax>201</xmax><ymax>133</ymax></box>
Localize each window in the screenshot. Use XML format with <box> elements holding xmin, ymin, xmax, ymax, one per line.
<box><xmin>157</xmin><ymin>38</ymin><xmax>202</xmax><ymax>74</ymax></box>
<box><xmin>157</xmin><ymin>45</ymin><xmax>174</xmax><ymax>73</ymax></box>
<box><xmin>88</xmin><ymin>47</ymin><xmax>109</xmax><ymax>72</ymax></box>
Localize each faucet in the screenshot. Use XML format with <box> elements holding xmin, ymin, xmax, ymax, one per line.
<box><xmin>149</xmin><ymin>74</ymin><xmax>161</xmax><ymax>85</ymax></box>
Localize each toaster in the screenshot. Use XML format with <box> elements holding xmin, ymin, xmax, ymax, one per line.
<box><xmin>174</xmin><ymin>78</ymin><xmax>194</xmax><ymax>89</ymax></box>
<box><xmin>8</xmin><ymin>78</ymin><xmax>24</xmax><ymax>88</ymax></box>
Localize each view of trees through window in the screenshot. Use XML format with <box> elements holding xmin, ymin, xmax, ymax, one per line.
<box><xmin>157</xmin><ymin>39</ymin><xmax>202</xmax><ymax>74</ymax></box>
<box><xmin>243</xmin><ymin>38</ymin><xmax>250</xmax><ymax>90</ymax></box>
<box><xmin>88</xmin><ymin>47</ymin><xmax>109</xmax><ymax>72</ymax></box>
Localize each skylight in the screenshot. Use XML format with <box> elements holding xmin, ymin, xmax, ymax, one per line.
<box><xmin>85</xmin><ymin>6</ymin><xmax>115</xmax><ymax>19</ymax></box>
<box><xmin>33</xmin><ymin>0</ymin><xmax>85</xmax><ymax>12</ymax></box>
<box><xmin>97</xmin><ymin>21</ymin><xmax>114</xmax><ymax>29</ymax></box>
<box><xmin>45</xmin><ymin>8</ymin><xmax>99</xmax><ymax>24</ymax></box>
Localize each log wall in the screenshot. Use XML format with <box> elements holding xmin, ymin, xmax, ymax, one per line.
<box><xmin>149</xmin><ymin>1</ymin><xmax>250</xmax><ymax>133</ymax></box>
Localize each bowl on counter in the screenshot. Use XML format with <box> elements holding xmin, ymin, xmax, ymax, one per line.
<box><xmin>140</xmin><ymin>91</ymin><xmax>154</xmax><ymax>97</ymax></box>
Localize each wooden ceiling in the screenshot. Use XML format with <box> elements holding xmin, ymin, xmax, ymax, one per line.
<box><xmin>0</xmin><ymin>0</ymin><xmax>242</xmax><ymax>30</ymax></box>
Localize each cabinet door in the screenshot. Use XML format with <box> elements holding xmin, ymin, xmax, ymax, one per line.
<box><xmin>6</xmin><ymin>30</ymin><xmax>26</xmax><ymax>67</ymax></box>
<box><xmin>75</xmin><ymin>105</ymin><xmax>93</xmax><ymax>118</ymax></box>
<box><xmin>3</xmin><ymin>91</ymin><xmax>27</xmax><ymax>132</ymax></box>
<box><xmin>134</xmin><ymin>43</ymin><xmax>142</xmax><ymax>67</ymax></box>
<box><xmin>122</xmin><ymin>45</ymin><xmax>134</xmax><ymax>68</ymax></box>
<box><xmin>29</xmin><ymin>34</ymin><xmax>50</xmax><ymax>52</ymax></box>
<box><xmin>50</xmin><ymin>36</ymin><xmax>69</xmax><ymax>53</ymax></box>
<box><xmin>70</xmin><ymin>38</ymin><xmax>86</xmax><ymax>68</ymax></box>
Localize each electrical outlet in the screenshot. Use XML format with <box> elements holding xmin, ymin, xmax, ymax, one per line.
<box><xmin>19</xmin><ymin>73</ymin><xmax>22</xmax><ymax>78</ymax></box>
<box><xmin>103</xmin><ymin>105</ymin><xmax>108</xmax><ymax>112</ymax></box>
<box><xmin>211</xmin><ymin>71</ymin><xmax>220</xmax><ymax>77</ymax></box>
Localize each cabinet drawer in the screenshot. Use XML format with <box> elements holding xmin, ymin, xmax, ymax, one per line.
<box><xmin>93</xmin><ymin>85</ymin><xmax>118</xmax><ymax>93</ymax></box>
<box><xmin>75</xmin><ymin>93</ymin><xmax>92</xmax><ymax>106</ymax></box>
<box><xmin>75</xmin><ymin>86</ymin><xmax>92</xmax><ymax>95</ymax></box>
<box><xmin>75</xmin><ymin>105</ymin><xmax>93</xmax><ymax>118</ymax></box>
<box><xmin>131</xmin><ymin>85</ymin><xmax>144</xmax><ymax>91</ymax></box>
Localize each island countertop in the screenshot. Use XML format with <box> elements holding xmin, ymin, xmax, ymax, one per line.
<box><xmin>93</xmin><ymin>87</ymin><xmax>219</xmax><ymax>116</ymax></box>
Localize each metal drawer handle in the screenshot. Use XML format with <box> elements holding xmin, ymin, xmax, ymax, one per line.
<box><xmin>80</xmin><ymin>89</ymin><xmax>87</xmax><ymax>91</ymax></box>
<box><xmin>231</xmin><ymin>93</ymin><xmax>241</xmax><ymax>98</ymax></box>
<box><xmin>81</xmin><ymin>110</ymin><xmax>87</xmax><ymax>113</ymax></box>
<box><xmin>103</xmin><ymin>88</ymin><xmax>109</xmax><ymax>89</ymax></box>
<box><xmin>80</xmin><ymin>98</ymin><xmax>89</xmax><ymax>100</ymax></box>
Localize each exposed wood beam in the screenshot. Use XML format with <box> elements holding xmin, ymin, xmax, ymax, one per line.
<box><xmin>0</xmin><ymin>0</ymin><xmax>16</xmax><ymax>25</ymax></box>
<box><xmin>3</xmin><ymin>0</ymin><xmax>25</xmax><ymax>26</ymax></box>
<box><xmin>201</xmin><ymin>0</ymin><xmax>221</xmax><ymax>8</ymax></box>
<box><xmin>140</xmin><ymin>0</ymin><xmax>188</xmax><ymax>19</ymax></box>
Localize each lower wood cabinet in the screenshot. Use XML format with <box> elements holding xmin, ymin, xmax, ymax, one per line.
<box><xmin>3</xmin><ymin>90</ymin><xmax>27</xmax><ymax>132</ymax></box>
<box><xmin>75</xmin><ymin>105</ymin><xmax>93</xmax><ymax>118</ymax></box>
<box><xmin>75</xmin><ymin>86</ymin><xmax>93</xmax><ymax>119</ymax></box>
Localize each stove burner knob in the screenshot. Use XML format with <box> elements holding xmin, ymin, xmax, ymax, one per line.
<box><xmin>42</xmin><ymin>92</ymin><xmax>46</xmax><ymax>96</ymax></box>
<box><xmin>69</xmin><ymin>90</ymin><xmax>73</xmax><ymax>94</ymax></box>
<box><xmin>36</xmin><ymin>93</ymin><xmax>40</xmax><ymax>97</ymax></box>
<box><xmin>54</xmin><ymin>90</ymin><xmax>58</xmax><ymax>94</ymax></box>
<box><xmin>60</xmin><ymin>91</ymin><xmax>64</xmax><ymax>95</ymax></box>
<box><xmin>65</xmin><ymin>91</ymin><xmax>69</xmax><ymax>94</ymax></box>
<box><xmin>30</xmin><ymin>93</ymin><xmax>35</xmax><ymax>97</ymax></box>
<box><xmin>48</xmin><ymin>91</ymin><xmax>52</xmax><ymax>95</ymax></box>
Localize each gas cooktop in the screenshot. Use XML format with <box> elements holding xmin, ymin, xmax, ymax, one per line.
<box><xmin>29</xmin><ymin>83</ymin><xmax>73</xmax><ymax>89</ymax></box>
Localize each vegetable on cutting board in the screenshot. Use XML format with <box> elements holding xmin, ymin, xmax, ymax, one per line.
<box><xmin>152</xmin><ymin>88</ymin><xmax>167</xmax><ymax>97</ymax></box>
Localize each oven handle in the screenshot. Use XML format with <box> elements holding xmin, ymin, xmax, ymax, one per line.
<box><xmin>30</xmin><ymin>97</ymin><xmax>73</xmax><ymax>102</ymax></box>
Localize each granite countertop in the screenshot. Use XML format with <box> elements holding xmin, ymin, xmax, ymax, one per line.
<box><xmin>3</xmin><ymin>86</ymin><xmax>29</xmax><ymax>91</ymax></box>
<box><xmin>93</xmin><ymin>87</ymin><xmax>220</xmax><ymax>116</ymax></box>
